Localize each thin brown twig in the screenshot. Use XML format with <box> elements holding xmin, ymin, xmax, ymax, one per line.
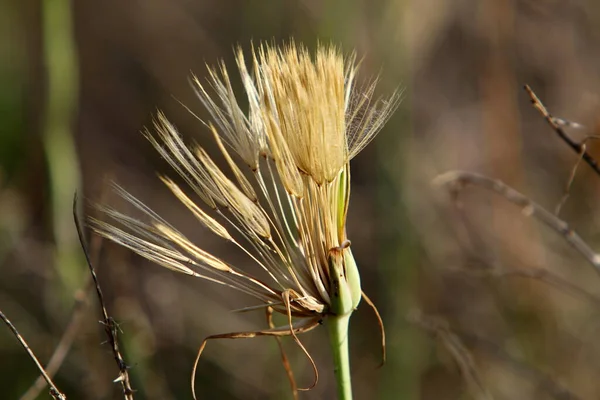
<box><xmin>190</xmin><ymin>317</ymin><xmax>321</xmax><ymax>400</ymax></box>
<box><xmin>555</xmin><ymin>143</ymin><xmax>587</xmax><ymax>216</ymax></box>
<box><xmin>434</xmin><ymin>171</ymin><xmax>600</xmax><ymax>276</ymax></box>
<box><xmin>554</xmin><ymin>136</ymin><xmax>600</xmax><ymax>216</ymax></box>
<box><xmin>443</xmin><ymin>184</ymin><xmax>600</xmax><ymax>308</ymax></box>
<box><xmin>22</xmin><ymin>181</ymin><xmax>112</xmax><ymax>400</ymax></box>
<box><xmin>266</xmin><ymin>306</ymin><xmax>298</xmax><ymax>400</ymax></box>
<box><xmin>0</xmin><ymin>309</ymin><xmax>67</xmax><ymax>400</ymax></box>
<box><xmin>361</xmin><ymin>290</ymin><xmax>386</xmax><ymax>367</ymax></box>
<box><xmin>73</xmin><ymin>194</ymin><xmax>135</xmax><ymax>399</ymax></box>
<box><xmin>21</xmin><ymin>238</ymin><xmax>103</xmax><ymax>400</ymax></box>
<box><xmin>19</xmin><ymin>283</ymin><xmax>90</xmax><ymax>400</ymax></box>
<box><xmin>524</xmin><ymin>85</ymin><xmax>600</xmax><ymax>177</ymax></box>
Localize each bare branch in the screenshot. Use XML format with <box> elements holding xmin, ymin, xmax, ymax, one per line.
<box><xmin>19</xmin><ymin>286</ymin><xmax>88</xmax><ymax>400</ymax></box>
<box><xmin>434</xmin><ymin>171</ymin><xmax>600</xmax><ymax>277</ymax></box>
<box><xmin>22</xmin><ymin>182</ymin><xmax>112</xmax><ymax>400</ymax></box>
<box><xmin>555</xmin><ymin>143</ymin><xmax>588</xmax><ymax>216</ymax></box>
<box><xmin>524</xmin><ymin>85</ymin><xmax>600</xmax><ymax>178</ymax></box>
<box><xmin>21</xmin><ymin>236</ymin><xmax>103</xmax><ymax>400</ymax></box>
<box><xmin>73</xmin><ymin>194</ymin><xmax>135</xmax><ymax>399</ymax></box>
<box><xmin>554</xmin><ymin>136</ymin><xmax>600</xmax><ymax>216</ymax></box>
<box><xmin>0</xmin><ymin>309</ymin><xmax>66</xmax><ymax>400</ymax></box>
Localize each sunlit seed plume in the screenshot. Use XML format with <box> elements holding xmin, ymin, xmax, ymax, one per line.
<box><xmin>91</xmin><ymin>40</ymin><xmax>398</xmax><ymax>330</ymax></box>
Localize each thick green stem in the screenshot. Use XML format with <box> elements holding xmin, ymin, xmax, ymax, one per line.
<box><xmin>328</xmin><ymin>313</ymin><xmax>353</xmax><ymax>400</ymax></box>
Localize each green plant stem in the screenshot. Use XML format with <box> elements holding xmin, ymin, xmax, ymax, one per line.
<box><xmin>328</xmin><ymin>313</ymin><xmax>353</xmax><ymax>400</ymax></box>
<box><xmin>42</xmin><ymin>0</ymin><xmax>81</xmax><ymax>297</ymax></box>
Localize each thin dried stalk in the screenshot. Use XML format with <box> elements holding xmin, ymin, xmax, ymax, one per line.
<box><xmin>191</xmin><ymin>315</ymin><xmax>321</xmax><ymax>400</ymax></box>
<box><xmin>19</xmin><ymin>282</ymin><xmax>89</xmax><ymax>400</ymax></box>
<box><xmin>524</xmin><ymin>85</ymin><xmax>600</xmax><ymax>177</ymax></box>
<box><xmin>266</xmin><ymin>306</ymin><xmax>299</xmax><ymax>400</ymax></box>
<box><xmin>0</xmin><ymin>310</ymin><xmax>66</xmax><ymax>400</ymax></box>
<box><xmin>74</xmin><ymin>195</ymin><xmax>134</xmax><ymax>399</ymax></box>
<box><xmin>361</xmin><ymin>290</ymin><xmax>386</xmax><ymax>367</ymax></box>
<box><xmin>554</xmin><ymin>136</ymin><xmax>600</xmax><ymax>216</ymax></box>
<box><xmin>434</xmin><ymin>171</ymin><xmax>600</xmax><ymax>276</ymax></box>
<box><xmin>21</xmin><ymin>234</ymin><xmax>103</xmax><ymax>400</ymax></box>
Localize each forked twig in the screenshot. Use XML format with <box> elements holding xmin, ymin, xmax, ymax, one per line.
<box><xmin>21</xmin><ymin>236</ymin><xmax>103</xmax><ymax>400</ymax></box>
<box><xmin>0</xmin><ymin>309</ymin><xmax>67</xmax><ymax>400</ymax></box>
<box><xmin>555</xmin><ymin>142</ymin><xmax>588</xmax><ymax>216</ymax></box>
<box><xmin>73</xmin><ymin>194</ymin><xmax>135</xmax><ymax>399</ymax></box>
<box><xmin>361</xmin><ymin>290</ymin><xmax>386</xmax><ymax>367</ymax></box>
<box><xmin>19</xmin><ymin>285</ymin><xmax>89</xmax><ymax>400</ymax></box>
<box><xmin>434</xmin><ymin>171</ymin><xmax>600</xmax><ymax>276</ymax></box>
<box><xmin>524</xmin><ymin>85</ymin><xmax>600</xmax><ymax>178</ymax></box>
<box><xmin>554</xmin><ymin>136</ymin><xmax>600</xmax><ymax>216</ymax></box>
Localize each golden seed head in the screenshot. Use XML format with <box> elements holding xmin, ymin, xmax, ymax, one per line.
<box><xmin>91</xmin><ymin>42</ymin><xmax>399</xmax><ymax>317</ymax></box>
<box><xmin>257</xmin><ymin>43</ymin><xmax>347</xmax><ymax>186</ymax></box>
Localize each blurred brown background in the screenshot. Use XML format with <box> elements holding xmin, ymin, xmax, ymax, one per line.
<box><xmin>2</xmin><ymin>0</ymin><xmax>600</xmax><ymax>399</ymax></box>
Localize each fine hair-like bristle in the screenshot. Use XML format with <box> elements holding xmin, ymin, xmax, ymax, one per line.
<box><xmin>91</xmin><ymin>41</ymin><xmax>399</xmax><ymax>318</ymax></box>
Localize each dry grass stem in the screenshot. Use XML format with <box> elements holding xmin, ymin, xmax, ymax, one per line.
<box><xmin>266</xmin><ymin>306</ymin><xmax>299</xmax><ymax>400</ymax></box>
<box><xmin>19</xmin><ymin>281</ymin><xmax>90</xmax><ymax>400</ymax></box>
<box><xmin>361</xmin><ymin>290</ymin><xmax>386</xmax><ymax>367</ymax></box>
<box><xmin>554</xmin><ymin>136</ymin><xmax>600</xmax><ymax>216</ymax></box>
<box><xmin>21</xmin><ymin>228</ymin><xmax>104</xmax><ymax>400</ymax></box>
<box><xmin>434</xmin><ymin>171</ymin><xmax>600</xmax><ymax>276</ymax></box>
<box><xmin>74</xmin><ymin>195</ymin><xmax>135</xmax><ymax>400</ymax></box>
<box><xmin>0</xmin><ymin>309</ymin><xmax>67</xmax><ymax>400</ymax></box>
<box><xmin>191</xmin><ymin>316</ymin><xmax>321</xmax><ymax>400</ymax></box>
<box><xmin>524</xmin><ymin>85</ymin><xmax>600</xmax><ymax>177</ymax></box>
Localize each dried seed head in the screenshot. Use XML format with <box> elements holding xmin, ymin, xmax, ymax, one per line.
<box><xmin>257</xmin><ymin>43</ymin><xmax>347</xmax><ymax>185</ymax></box>
<box><xmin>91</xmin><ymin>41</ymin><xmax>399</xmax><ymax>319</ymax></box>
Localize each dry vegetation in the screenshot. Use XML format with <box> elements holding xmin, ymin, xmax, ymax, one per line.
<box><xmin>2</xmin><ymin>0</ymin><xmax>600</xmax><ymax>399</ymax></box>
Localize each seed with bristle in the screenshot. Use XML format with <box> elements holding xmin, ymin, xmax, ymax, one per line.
<box><xmin>90</xmin><ymin>41</ymin><xmax>399</xmax><ymax>396</ymax></box>
<box><xmin>93</xmin><ymin>41</ymin><xmax>398</xmax><ymax>316</ymax></box>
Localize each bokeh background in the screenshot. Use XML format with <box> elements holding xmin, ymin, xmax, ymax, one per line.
<box><xmin>2</xmin><ymin>0</ymin><xmax>600</xmax><ymax>399</ymax></box>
